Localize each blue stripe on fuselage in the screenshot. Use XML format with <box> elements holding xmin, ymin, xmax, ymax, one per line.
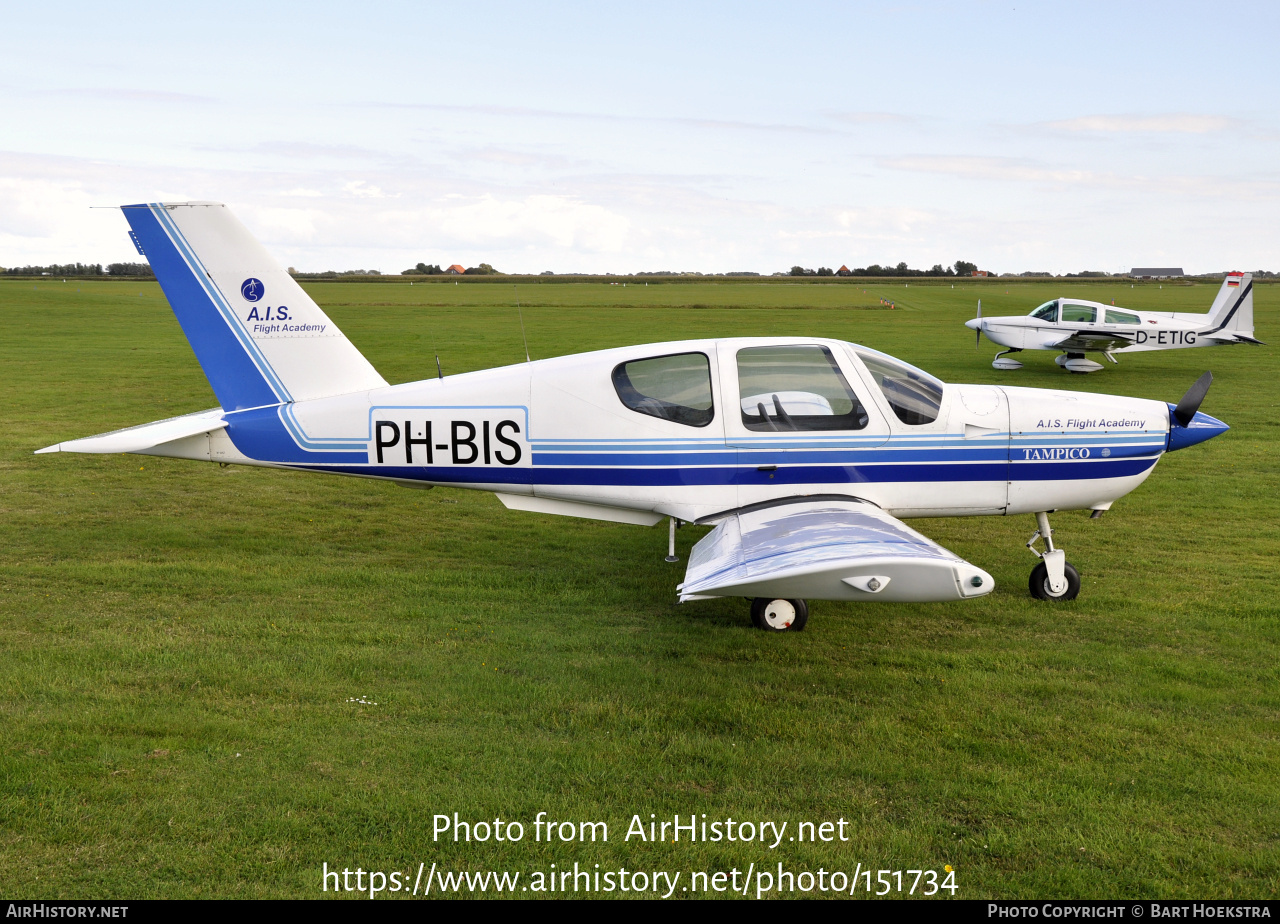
<box><xmin>283</xmin><ymin>456</ymin><xmax>1157</xmax><ymax>487</ymax></box>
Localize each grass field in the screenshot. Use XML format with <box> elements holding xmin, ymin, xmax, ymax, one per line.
<box><xmin>2</xmin><ymin>275</ymin><xmax>1277</xmax><ymax>899</ymax></box>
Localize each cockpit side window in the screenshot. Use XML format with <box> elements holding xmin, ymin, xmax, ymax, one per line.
<box><xmin>1060</xmin><ymin>302</ymin><xmax>1097</xmax><ymax>323</ymax></box>
<box><xmin>612</xmin><ymin>352</ymin><xmax>714</xmax><ymax>427</ymax></box>
<box><xmin>736</xmin><ymin>345</ymin><xmax>868</xmax><ymax>431</ymax></box>
<box><xmin>1031</xmin><ymin>301</ymin><xmax>1058</xmax><ymax>321</ymax></box>
<box><xmin>854</xmin><ymin>349</ymin><xmax>945</xmax><ymax>425</ymax></box>
<box><xmin>1104</xmin><ymin>309</ymin><xmax>1140</xmax><ymax>324</ymax></box>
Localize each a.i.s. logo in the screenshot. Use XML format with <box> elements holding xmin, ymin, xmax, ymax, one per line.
<box><xmin>239</xmin><ymin>276</ymin><xmax>291</xmax><ymax>325</ymax></box>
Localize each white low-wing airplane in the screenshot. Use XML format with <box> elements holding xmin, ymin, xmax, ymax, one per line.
<box><xmin>965</xmin><ymin>273</ymin><xmax>1263</xmax><ymax>373</ymax></box>
<box><xmin>38</xmin><ymin>203</ymin><xmax>1231</xmax><ymax>631</ymax></box>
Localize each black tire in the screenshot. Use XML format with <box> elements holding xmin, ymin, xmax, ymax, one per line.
<box><xmin>1029</xmin><ymin>561</ymin><xmax>1080</xmax><ymax>601</ymax></box>
<box><xmin>750</xmin><ymin>598</ymin><xmax>809</xmax><ymax>631</ymax></box>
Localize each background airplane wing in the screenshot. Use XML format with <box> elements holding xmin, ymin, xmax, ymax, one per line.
<box><xmin>1049</xmin><ymin>330</ymin><xmax>1137</xmax><ymax>352</ymax></box>
<box><xmin>678</xmin><ymin>498</ymin><xmax>993</xmax><ymax>603</ymax></box>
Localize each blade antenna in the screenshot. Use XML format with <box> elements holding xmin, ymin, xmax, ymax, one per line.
<box><xmin>515</xmin><ymin>285</ymin><xmax>530</xmax><ymax>363</ymax></box>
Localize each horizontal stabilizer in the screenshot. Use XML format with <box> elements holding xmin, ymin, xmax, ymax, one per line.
<box><xmin>36</xmin><ymin>408</ymin><xmax>226</xmax><ymax>454</ymax></box>
<box><xmin>678</xmin><ymin>498</ymin><xmax>993</xmax><ymax>602</ymax></box>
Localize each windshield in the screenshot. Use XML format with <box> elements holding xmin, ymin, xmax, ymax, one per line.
<box><xmin>1030</xmin><ymin>300</ymin><xmax>1058</xmax><ymax>321</ymax></box>
<box><xmin>850</xmin><ymin>346</ymin><xmax>945</xmax><ymax>425</ymax></box>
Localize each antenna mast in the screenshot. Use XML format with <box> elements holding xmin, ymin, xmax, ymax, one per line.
<box><xmin>515</xmin><ymin>286</ymin><xmax>530</xmax><ymax>363</ymax></box>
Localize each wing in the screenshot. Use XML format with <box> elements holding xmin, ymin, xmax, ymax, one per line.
<box><xmin>678</xmin><ymin>498</ymin><xmax>993</xmax><ymax>603</ymax></box>
<box><xmin>1049</xmin><ymin>329</ymin><xmax>1138</xmax><ymax>352</ymax></box>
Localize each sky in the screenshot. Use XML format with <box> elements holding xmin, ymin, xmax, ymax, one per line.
<box><xmin>2</xmin><ymin>0</ymin><xmax>1277</xmax><ymax>275</ymax></box>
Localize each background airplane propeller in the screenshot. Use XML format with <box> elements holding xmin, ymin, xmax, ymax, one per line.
<box><xmin>975</xmin><ymin>298</ymin><xmax>982</xmax><ymax>348</ymax></box>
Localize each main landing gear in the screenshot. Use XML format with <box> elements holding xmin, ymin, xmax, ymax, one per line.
<box><xmin>1026</xmin><ymin>511</ymin><xmax>1080</xmax><ymax>601</ymax></box>
<box><xmin>751</xmin><ymin>597</ymin><xmax>809</xmax><ymax>632</ymax></box>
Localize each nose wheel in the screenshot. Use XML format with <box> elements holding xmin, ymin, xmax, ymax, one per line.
<box><xmin>750</xmin><ymin>598</ymin><xmax>809</xmax><ymax>631</ymax></box>
<box><xmin>1026</xmin><ymin>512</ymin><xmax>1080</xmax><ymax>601</ymax></box>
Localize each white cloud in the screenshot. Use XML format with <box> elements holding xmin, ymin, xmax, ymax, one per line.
<box><xmin>1045</xmin><ymin>114</ymin><xmax>1237</xmax><ymax>134</ymax></box>
<box><xmin>427</xmin><ymin>194</ymin><xmax>630</xmax><ymax>253</ymax></box>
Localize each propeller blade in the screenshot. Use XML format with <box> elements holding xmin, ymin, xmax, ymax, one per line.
<box><xmin>975</xmin><ymin>299</ymin><xmax>982</xmax><ymax>347</ymax></box>
<box><xmin>1173</xmin><ymin>371</ymin><xmax>1213</xmax><ymax>427</ymax></box>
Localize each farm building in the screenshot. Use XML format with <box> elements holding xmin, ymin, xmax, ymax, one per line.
<box><xmin>446</xmin><ymin>264</ymin><xmax>466</xmax><ymax>275</ymax></box>
<box><xmin>1129</xmin><ymin>267</ymin><xmax>1184</xmax><ymax>279</ymax></box>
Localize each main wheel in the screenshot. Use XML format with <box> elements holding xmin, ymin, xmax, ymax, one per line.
<box><xmin>1029</xmin><ymin>561</ymin><xmax>1080</xmax><ymax>600</ymax></box>
<box><xmin>750</xmin><ymin>598</ymin><xmax>809</xmax><ymax>631</ymax></box>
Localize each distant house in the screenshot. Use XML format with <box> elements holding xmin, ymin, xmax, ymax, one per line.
<box><xmin>971</xmin><ymin>270</ymin><xmax>989</xmax><ymax>277</ymax></box>
<box><xmin>1130</xmin><ymin>267</ymin><xmax>1184</xmax><ymax>279</ymax></box>
<box><xmin>446</xmin><ymin>264</ymin><xmax>466</xmax><ymax>275</ymax></box>
<box><xmin>836</xmin><ymin>265</ymin><xmax>852</xmax><ymax>276</ymax></box>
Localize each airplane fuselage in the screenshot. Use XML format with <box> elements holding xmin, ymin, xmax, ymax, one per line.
<box><xmin>148</xmin><ymin>337</ymin><xmax>1179</xmax><ymax>524</ymax></box>
<box><xmin>979</xmin><ymin>313</ymin><xmax>1213</xmax><ymax>353</ymax></box>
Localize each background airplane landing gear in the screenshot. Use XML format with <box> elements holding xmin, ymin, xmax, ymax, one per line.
<box><xmin>751</xmin><ymin>598</ymin><xmax>809</xmax><ymax>631</ymax></box>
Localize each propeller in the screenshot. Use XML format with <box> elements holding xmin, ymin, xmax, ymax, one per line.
<box><xmin>1172</xmin><ymin>371</ymin><xmax>1213</xmax><ymax>427</ymax></box>
<box><xmin>975</xmin><ymin>298</ymin><xmax>982</xmax><ymax>348</ymax></box>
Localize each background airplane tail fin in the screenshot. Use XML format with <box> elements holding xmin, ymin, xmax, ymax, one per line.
<box><xmin>1196</xmin><ymin>271</ymin><xmax>1254</xmax><ymax>338</ymax></box>
<box><xmin>122</xmin><ymin>202</ymin><xmax>388</xmax><ymax>412</ymax></box>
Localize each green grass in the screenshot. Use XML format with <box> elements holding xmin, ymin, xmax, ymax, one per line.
<box><xmin>1</xmin><ymin>276</ymin><xmax>1277</xmax><ymax>899</ymax></box>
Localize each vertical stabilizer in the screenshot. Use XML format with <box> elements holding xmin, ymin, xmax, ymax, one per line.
<box><xmin>122</xmin><ymin>202</ymin><xmax>388</xmax><ymax>411</ymax></box>
<box><xmin>1193</xmin><ymin>271</ymin><xmax>1254</xmax><ymax>337</ymax></box>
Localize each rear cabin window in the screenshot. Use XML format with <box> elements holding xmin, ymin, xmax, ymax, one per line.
<box><xmin>736</xmin><ymin>345</ymin><xmax>868</xmax><ymax>431</ymax></box>
<box><xmin>1031</xmin><ymin>301</ymin><xmax>1058</xmax><ymax>321</ymax></box>
<box><xmin>612</xmin><ymin>352</ymin><xmax>714</xmax><ymax>427</ymax></box>
<box><xmin>855</xmin><ymin>349</ymin><xmax>945</xmax><ymax>425</ymax></box>
<box><xmin>1060</xmin><ymin>303</ymin><xmax>1097</xmax><ymax>323</ymax></box>
<box><xmin>1104</xmin><ymin>309</ymin><xmax>1140</xmax><ymax>324</ymax></box>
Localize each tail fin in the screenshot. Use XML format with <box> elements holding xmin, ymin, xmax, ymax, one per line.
<box><xmin>122</xmin><ymin>202</ymin><xmax>387</xmax><ymax>411</ymax></box>
<box><xmin>1197</xmin><ymin>271</ymin><xmax>1254</xmax><ymax>337</ymax></box>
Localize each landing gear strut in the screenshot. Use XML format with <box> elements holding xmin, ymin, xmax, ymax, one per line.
<box><xmin>750</xmin><ymin>598</ymin><xmax>809</xmax><ymax>632</ymax></box>
<box><xmin>1026</xmin><ymin>512</ymin><xmax>1080</xmax><ymax>601</ymax></box>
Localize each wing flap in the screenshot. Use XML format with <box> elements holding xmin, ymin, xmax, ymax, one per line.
<box><xmin>36</xmin><ymin>408</ymin><xmax>227</xmax><ymax>454</ymax></box>
<box><xmin>679</xmin><ymin>499</ymin><xmax>993</xmax><ymax>602</ymax></box>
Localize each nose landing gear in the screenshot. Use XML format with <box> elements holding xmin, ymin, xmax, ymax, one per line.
<box><xmin>992</xmin><ymin>348</ymin><xmax>1023</xmax><ymax>370</ymax></box>
<box><xmin>1026</xmin><ymin>511</ymin><xmax>1080</xmax><ymax>600</ymax></box>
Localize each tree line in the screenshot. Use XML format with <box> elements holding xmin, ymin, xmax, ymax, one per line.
<box><xmin>789</xmin><ymin>260</ymin><xmax>980</xmax><ymax>277</ymax></box>
<box><xmin>401</xmin><ymin>262</ymin><xmax>500</xmax><ymax>276</ymax></box>
<box><xmin>0</xmin><ymin>262</ymin><xmax>155</xmax><ymax>277</ymax></box>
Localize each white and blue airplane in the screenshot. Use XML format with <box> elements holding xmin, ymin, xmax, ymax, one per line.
<box><xmin>38</xmin><ymin>203</ymin><xmax>1230</xmax><ymax>631</ymax></box>
<box><xmin>966</xmin><ymin>273</ymin><xmax>1262</xmax><ymax>372</ymax></box>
